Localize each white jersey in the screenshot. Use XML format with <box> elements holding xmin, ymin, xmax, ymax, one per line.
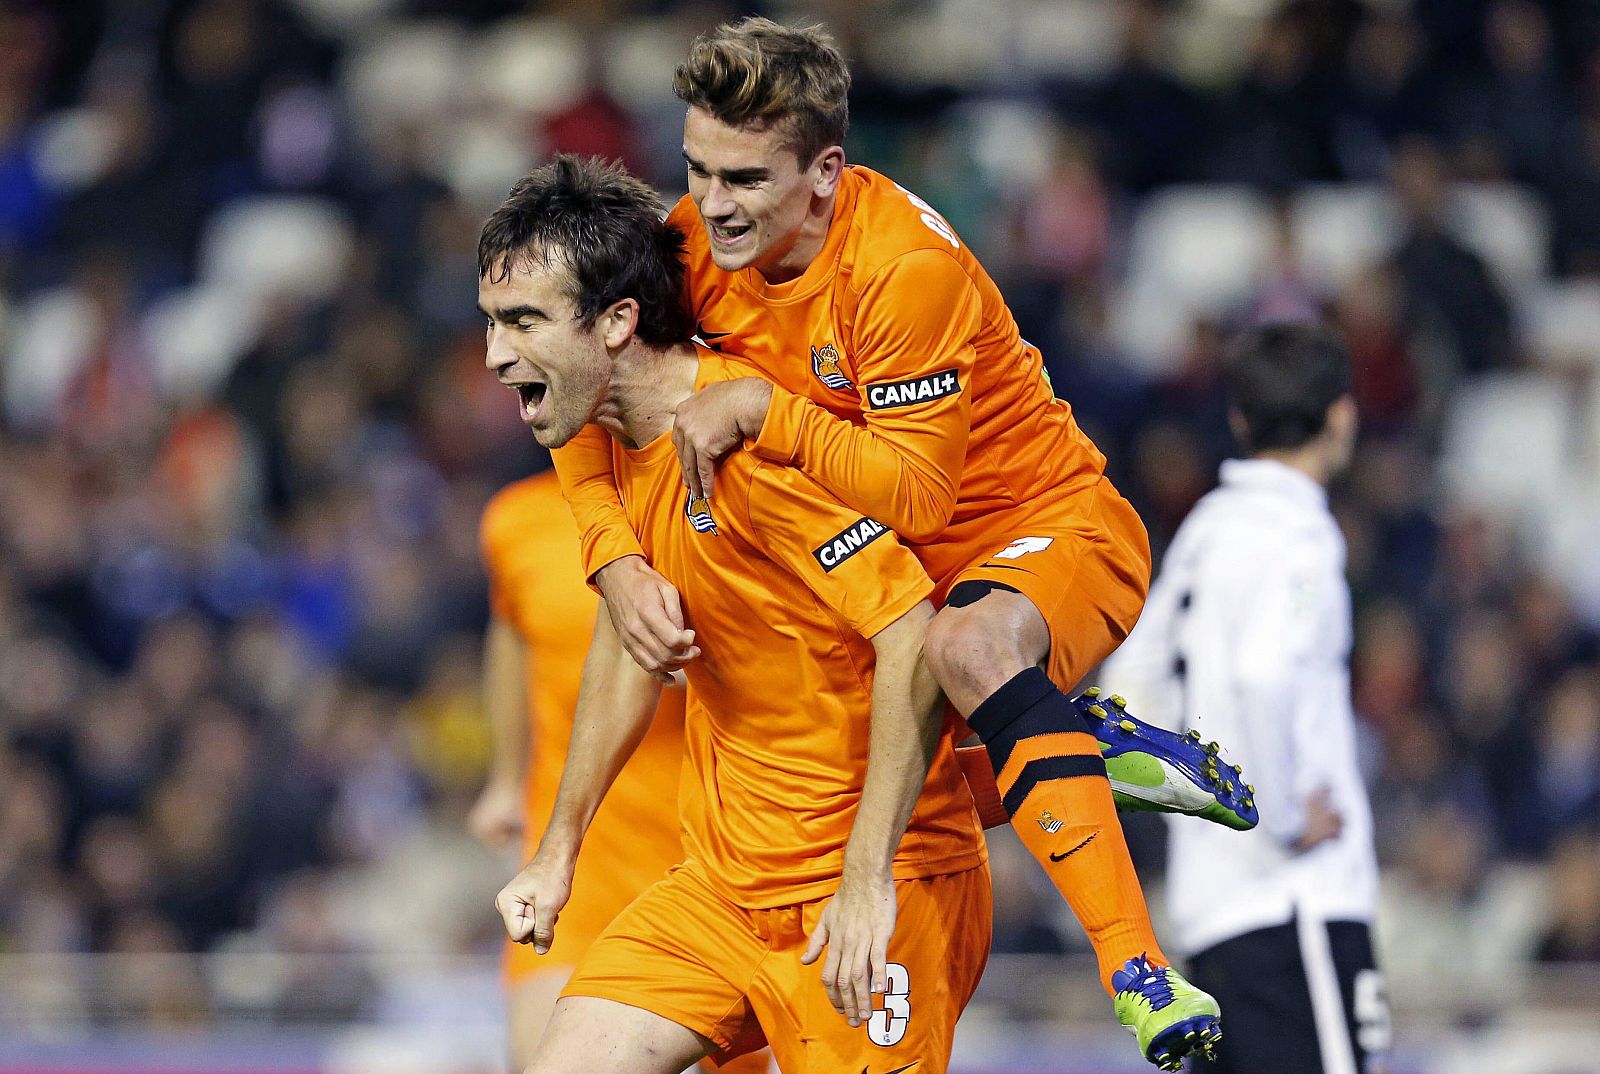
<box><xmin>1105</xmin><ymin>458</ymin><xmax>1379</xmax><ymax>957</ymax></box>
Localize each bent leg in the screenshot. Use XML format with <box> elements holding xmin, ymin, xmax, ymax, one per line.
<box><xmin>524</xmin><ymin>995</ymin><xmax>713</xmax><ymax>1074</ymax></box>
<box><xmin>923</xmin><ymin>588</ymin><xmax>1167</xmax><ymax>993</ymax></box>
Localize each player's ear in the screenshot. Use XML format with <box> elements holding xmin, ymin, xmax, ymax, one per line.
<box><xmin>599</xmin><ymin>298</ymin><xmax>640</xmax><ymax>349</ymax></box>
<box><xmin>811</xmin><ymin>145</ymin><xmax>845</xmax><ymax>197</ymax></box>
<box><xmin>1227</xmin><ymin>407</ymin><xmax>1252</xmax><ymax>454</ymax></box>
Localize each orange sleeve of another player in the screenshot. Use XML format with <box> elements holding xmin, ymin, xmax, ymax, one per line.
<box><xmin>751</xmin><ymin>250</ymin><xmax>982</xmax><ymax>543</ymax></box>
<box><xmin>738</xmin><ymin>459</ymin><xmax>934</xmax><ymax>638</ymax></box>
<box><xmin>551</xmin><ymin>424</ymin><xmax>647</xmax><ymax>584</ymax></box>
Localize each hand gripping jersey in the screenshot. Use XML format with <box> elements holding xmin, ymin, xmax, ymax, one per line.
<box><xmin>554</xmin><ymin>164</ymin><xmax>1117</xmax><ymax>591</ymax></box>
<box><xmin>479</xmin><ymin>472</ymin><xmax>688</xmax><ymax>971</ymax></box>
<box><xmin>608</xmin><ymin>351</ymin><xmax>984</xmax><ymax>908</ymax></box>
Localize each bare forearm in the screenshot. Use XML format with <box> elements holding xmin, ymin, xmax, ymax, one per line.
<box><xmin>843</xmin><ymin>602</ymin><xmax>941</xmax><ymax>878</ymax></box>
<box><xmin>482</xmin><ymin>616</ymin><xmax>530</xmax><ymax>787</ymax></box>
<box><xmin>537</xmin><ymin>607</ymin><xmax>662</xmax><ymax>861</ymax></box>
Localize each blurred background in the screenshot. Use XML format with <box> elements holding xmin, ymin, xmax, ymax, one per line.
<box><xmin>2</xmin><ymin>0</ymin><xmax>1599</xmax><ymax>1070</ymax></box>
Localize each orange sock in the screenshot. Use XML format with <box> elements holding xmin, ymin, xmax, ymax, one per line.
<box><xmin>967</xmin><ymin>669</ymin><xmax>1167</xmax><ymax>994</ymax></box>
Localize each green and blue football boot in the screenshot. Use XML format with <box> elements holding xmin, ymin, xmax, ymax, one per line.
<box><xmin>1072</xmin><ymin>688</ymin><xmax>1259</xmax><ymax>831</ymax></box>
<box><xmin>1113</xmin><ymin>955</ymin><xmax>1222</xmax><ymax>1071</ymax></box>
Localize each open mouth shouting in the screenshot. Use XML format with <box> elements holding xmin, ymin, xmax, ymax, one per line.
<box><xmin>509</xmin><ymin>379</ymin><xmax>548</xmax><ymax>424</ymax></box>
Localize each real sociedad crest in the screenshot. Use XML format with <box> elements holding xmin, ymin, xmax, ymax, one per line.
<box><xmin>811</xmin><ymin>343</ymin><xmax>853</xmax><ymax>390</ymax></box>
<box><xmin>685</xmin><ymin>492</ymin><xmax>718</xmax><ymax>535</ymax></box>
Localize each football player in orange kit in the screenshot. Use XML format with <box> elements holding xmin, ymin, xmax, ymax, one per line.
<box><xmin>549</xmin><ymin>17</ymin><xmax>1238</xmax><ymax>1071</ymax></box>
<box><xmin>471</xmin><ymin>471</ymin><xmax>770</xmax><ymax>1074</ymax></box>
<box><xmin>483</xmin><ymin>157</ymin><xmax>990</xmax><ymax>1074</ymax></box>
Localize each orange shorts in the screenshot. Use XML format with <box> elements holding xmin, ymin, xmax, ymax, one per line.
<box><xmin>504</xmin><ymin>809</ymin><xmax>683</xmax><ymax>982</ymax></box>
<box><xmin>561</xmin><ymin>862</ymin><xmax>992</xmax><ymax>1074</ymax></box>
<box><xmin>930</xmin><ymin>476</ymin><xmax>1151</xmax><ymax>694</ymax></box>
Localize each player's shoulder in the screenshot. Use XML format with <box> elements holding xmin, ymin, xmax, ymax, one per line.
<box><xmin>695</xmin><ymin>346</ymin><xmax>765</xmax><ymax>388</ymax></box>
<box><xmin>1186</xmin><ymin>482</ymin><xmax>1340</xmax><ymax>577</ymax></box>
<box><xmin>481</xmin><ymin>471</ymin><xmax>562</xmax><ymax>549</ymax></box>
<box><xmin>841</xmin><ymin>166</ymin><xmax>969</xmax><ymax>280</ymax></box>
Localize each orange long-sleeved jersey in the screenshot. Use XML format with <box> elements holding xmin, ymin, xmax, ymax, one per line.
<box><xmin>609</xmin><ymin>350</ymin><xmax>983</xmax><ymax>908</ymax></box>
<box><xmin>553</xmin><ymin>165</ymin><xmax>1110</xmax><ymax>587</ymax></box>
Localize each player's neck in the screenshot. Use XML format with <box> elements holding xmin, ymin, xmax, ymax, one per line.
<box><xmin>595</xmin><ymin>342</ymin><xmax>700</xmax><ymax>450</ymax></box>
<box><xmin>756</xmin><ymin>191</ymin><xmax>838</xmax><ymax>285</ymax></box>
<box><xmin>1253</xmin><ymin>444</ymin><xmax>1332</xmax><ymax>488</ymax></box>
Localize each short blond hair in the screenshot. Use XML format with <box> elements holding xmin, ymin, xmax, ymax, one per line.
<box><xmin>673</xmin><ymin>17</ymin><xmax>850</xmax><ymax>166</ymax></box>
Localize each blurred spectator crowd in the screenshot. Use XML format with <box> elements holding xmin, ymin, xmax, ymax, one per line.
<box><xmin>2</xmin><ymin>0</ymin><xmax>1599</xmax><ymax>1028</ymax></box>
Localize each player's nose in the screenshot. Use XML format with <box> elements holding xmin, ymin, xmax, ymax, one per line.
<box><xmin>484</xmin><ymin>324</ymin><xmax>517</xmax><ymax>372</ymax></box>
<box><xmin>700</xmin><ymin>178</ymin><xmax>737</xmax><ymax>220</ymax></box>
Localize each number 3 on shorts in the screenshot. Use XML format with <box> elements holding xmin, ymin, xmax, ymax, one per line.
<box><xmin>868</xmin><ymin>963</ymin><xmax>911</xmax><ymax>1046</ymax></box>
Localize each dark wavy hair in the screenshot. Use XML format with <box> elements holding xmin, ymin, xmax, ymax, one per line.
<box><xmin>1224</xmin><ymin>323</ymin><xmax>1354</xmax><ymax>451</ymax></box>
<box><xmin>673</xmin><ymin>17</ymin><xmax>850</xmax><ymax>166</ymax></box>
<box><xmin>477</xmin><ymin>155</ymin><xmax>693</xmax><ymax>346</ymax></box>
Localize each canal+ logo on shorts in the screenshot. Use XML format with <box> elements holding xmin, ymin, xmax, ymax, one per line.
<box><xmin>866</xmin><ymin>369</ymin><xmax>961</xmax><ymax>410</ymax></box>
<box><xmin>813</xmin><ymin>516</ymin><xmax>889</xmax><ymax>572</ymax></box>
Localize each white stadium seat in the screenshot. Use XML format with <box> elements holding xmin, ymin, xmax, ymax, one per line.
<box><xmin>1290</xmin><ymin>184</ymin><xmax>1398</xmax><ymax>292</ymax></box>
<box><xmin>1520</xmin><ymin>279</ymin><xmax>1600</xmax><ymax>371</ymax></box>
<box><xmin>469</xmin><ymin>17</ymin><xmax>587</xmax><ymax>117</ymax></box>
<box><xmin>341</xmin><ymin>21</ymin><xmax>466</xmax><ymax>135</ymax></box>
<box><xmin>1453</xmin><ymin>183</ymin><xmax>1550</xmax><ymax>297</ymax></box>
<box><xmin>197</xmin><ymin>196</ymin><xmax>355</xmax><ymax>304</ymax></box>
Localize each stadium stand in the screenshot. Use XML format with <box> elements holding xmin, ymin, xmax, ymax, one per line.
<box><xmin>1</xmin><ymin>1</ymin><xmax>1597</xmax><ymax>1070</ymax></box>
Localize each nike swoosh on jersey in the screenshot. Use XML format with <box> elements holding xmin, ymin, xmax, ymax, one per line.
<box><xmin>695</xmin><ymin>326</ymin><xmax>731</xmax><ymax>350</ymax></box>
<box><xmin>1048</xmin><ymin>832</ymin><xmax>1098</xmax><ymax>862</ymax></box>
<box><xmin>860</xmin><ymin>1064</ymin><xmax>920</xmax><ymax>1074</ymax></box>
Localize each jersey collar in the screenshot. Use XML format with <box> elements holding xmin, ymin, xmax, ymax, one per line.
<box><xmin>1218</xmin><ymin>458</ymin><xmax>1328</xmax><ymax>509</ymax></box>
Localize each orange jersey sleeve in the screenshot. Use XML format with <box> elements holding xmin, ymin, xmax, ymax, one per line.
<box><xmin>739</xmin><ymin>460</ymin><xmax>933</xmax><ymax>639</ymax></box>
<box><xmin>750</xmin><ymin>249</ymin><xmax>982</xmax><ymax>542</ymax></box>
<box><xmin>551</xmin><ymin>423</ymin><xmax>645</xmax><ymax>583</ymax></box>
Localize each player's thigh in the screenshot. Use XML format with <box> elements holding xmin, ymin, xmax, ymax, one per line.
<box><xmin>766</xmin><ymin>865</ymin><xmax>993</xmax><ymax>1074</ymax></box>
<box><xmin>505</xmin><ymin>969</ymin><xmax>571</xmax><ymax>1071</ymax></box>
<box><xmin>562</xmin><ymin>866</ymin><xmax>770</xmax><ymax>1066</ymax></box>
<box><xmin>936</xmin><ymin>482</ymin><xmax>1150</xmax><ymax>695</ymax></box>
<box><xmin>526</xmin><ymin>994</ymin><xmax>713</xmax><ymax>1074</ymax></box>
<box><xmin>923</xmin><ymin>586</ymin><xmax>1050</xmax><ymax>711</ymax></box>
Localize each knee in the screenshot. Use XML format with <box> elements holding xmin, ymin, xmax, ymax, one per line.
<box><xmin>924</xmin><ymin>603</ymin><xmax>1029</xmax><ymax>709</ymax></box>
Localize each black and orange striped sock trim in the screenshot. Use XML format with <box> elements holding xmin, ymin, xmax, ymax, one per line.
<box><xmin>968</xmin><ymin>668</ymin><xmax>1107</xmax><ymax>818</ymax></box>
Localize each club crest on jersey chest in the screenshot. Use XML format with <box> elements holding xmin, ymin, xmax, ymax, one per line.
<box><xmin>810</xmin><ymin>343</ymin><xmax>853</xmax><ymax>391</ymax></box>
<box><xmin>684</xmin><ymin>492</ymin><xmax>719</xmax><ymax>535</ymax></box>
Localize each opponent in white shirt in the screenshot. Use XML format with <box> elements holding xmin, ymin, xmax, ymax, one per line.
<box><xmin>1105</xmin><ymin>323</ymin><xmax>1390</xmax><ymax>1074</ymax></box>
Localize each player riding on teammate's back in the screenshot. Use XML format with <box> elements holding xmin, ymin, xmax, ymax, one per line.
<box><xmin>551</xmin><ymin>18</ymin><xmax>1242</xmax><ymax>1069</ymax></box>
<box><xmin>485</xmin><ymin>156</ymin><xmax>990</xmax><ymax>1074</ymax></box>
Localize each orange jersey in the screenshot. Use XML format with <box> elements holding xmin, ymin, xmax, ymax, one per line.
<box><xmin>609</xmin><ymin>351</ymin><xmax>984</xmax><ymax>908</ymax></box>
<box><xmin>554</xmin><ymin>164</ymin><xmax>1112</xmax><ymax>589</ymax></box>
<box><xmin>480</xmin><ymin>472</ymin><xmax>687</xmax><ymax>967</ymax></box>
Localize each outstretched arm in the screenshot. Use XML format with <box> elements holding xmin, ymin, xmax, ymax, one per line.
<box><xmin>494</xmin><ymin>608</ymin><xmax>663</xmax><ymax>953</ymax></box>
<box><xmin>802</xmin><ymin>600</ymin><xmax>943</xmax><ymax>1025</ymax></box>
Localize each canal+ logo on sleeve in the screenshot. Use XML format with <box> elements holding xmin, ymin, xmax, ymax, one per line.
<box><xmin>813</xmin><ymin>517</ymin><xmax>889</xmax><ymax>572</ymax></box>
<box><xmin>865</xmin><ymin>369</ymin><xmax>961</xmax><ymax>410</ymax></box>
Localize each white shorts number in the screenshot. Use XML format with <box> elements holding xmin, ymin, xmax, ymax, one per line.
<box><xmin>993</xmin><ymin>536</ymin><xmax>1055</xmax><ymax>560</ymax></box>
<box><xmin>868</xmin><ymin>962</ymin><xmax>910</xmax><ymax>1047</ymax></box>
<box><xmin>1353</xmin><ymin>968</ymin><xmax>1392</xmax><ymax>1055</ymax></box>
